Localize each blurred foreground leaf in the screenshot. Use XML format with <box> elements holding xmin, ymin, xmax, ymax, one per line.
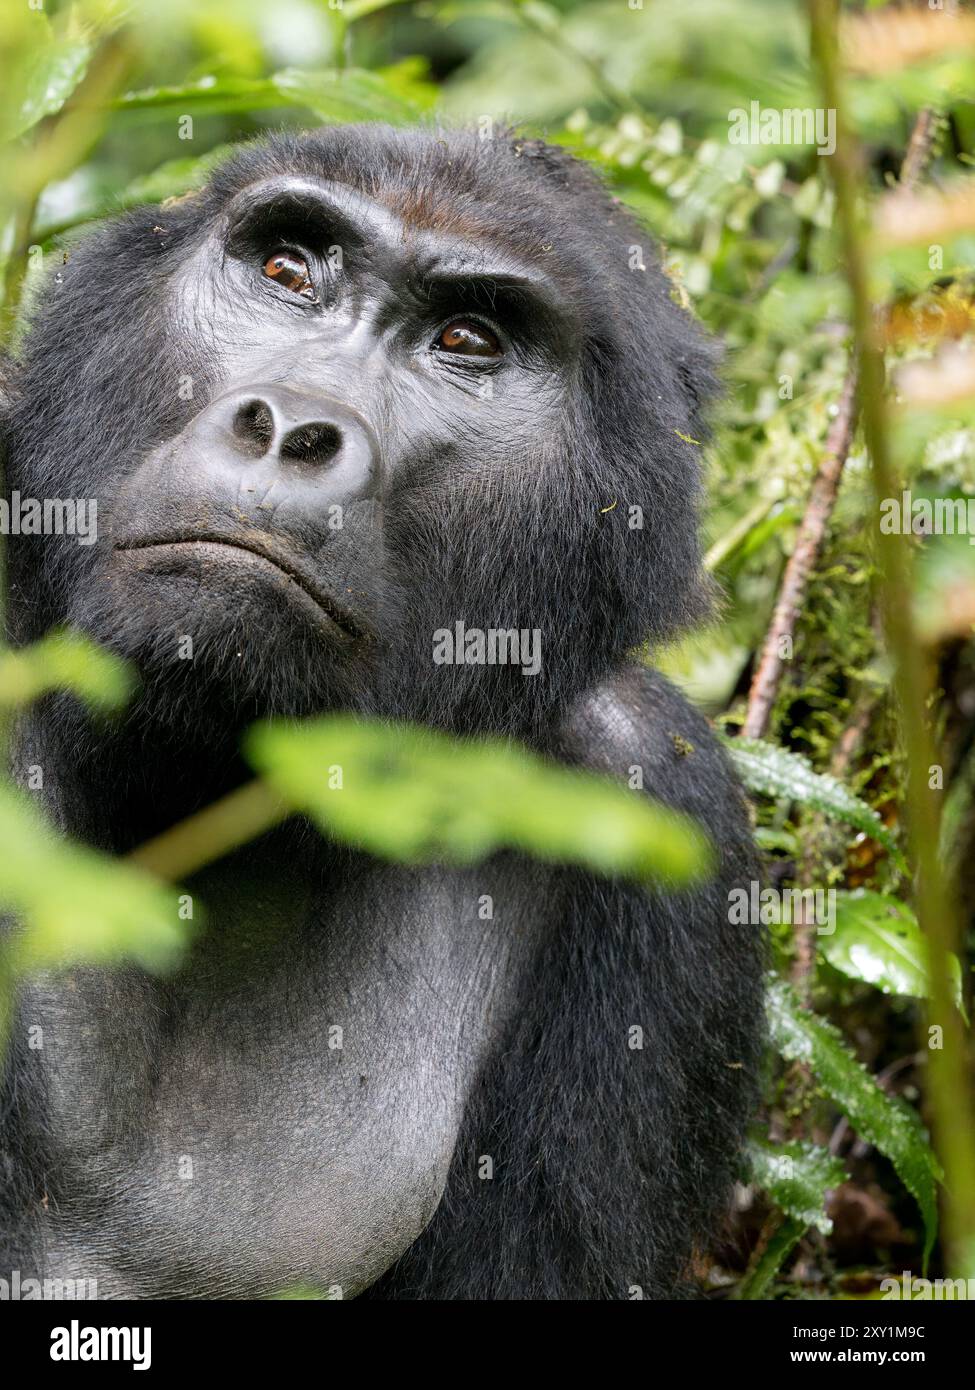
<box><xmin>112</xmin><ymin>143</ymin><xmax>238</xmax><ymax>208</ymax></box>
<box><xmin>0</xmin><ymin>630</ymin><xmax>135</xmax><ymax>712</ymax></box>
<box><xmin>246</xmin><ymin>716</ymin><xmax>714</xmax><ymax>885</ymax></box>
<box><xmin>3</xmin><ymin>12</ymin><xmax>92</xmax><ymax>143</ymax></box>
<box><xmin>0</xmin><ymin>784</ymin><xmax>190</xmax><ymax>973</ymax></box>
<box><xmin>35</xmin><ymin>145</ymin><xmax>239</xmax><ymax>242</ymax></box>
<box><xmin>273</xmin><ymin>62</ymin><xmax>438</xmax><ymax>123</ymax></box>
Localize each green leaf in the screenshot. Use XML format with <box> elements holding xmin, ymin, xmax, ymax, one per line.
<box><xmin>35</xmin><ymin>146</ymin><xmax>240</xmax><ymax>242</ymax></box>
<box><xmin>821</xmin><ymin>890</ymin><xmax>965</xmax><ymax>1014</ymax></box>
<box><xmin>723</xmin><ymin>736</ymin><xmax>907</xmax><ymax>872</ymax></box>
<box><xmin>271</xmin><ymin>65</ymin><xmax>437</xmax><ymax>124</ymax></box>
<box><xmin>0</xmin><ymin>630</ymin><xmax>135</xmax><ymax>713</ymax></box>
<box><xmin>113</xmin><ymin>66</ymin><xmax>437</xmax><ymax>125</ymax></box>
<box><xmin>704</xmin><ymin>495</ymin><xmax>781</xmax><ymax>572</ymax></box>
<box><xmin>766</xmin><ymin>976</ymin><xmax>941</xmax><ymax>1268</ymax></box>
<box><xmin>246</xmin><ymin>716</ymin><xmax>714</xmax><ymax>886</ymax></box>
<box><xmin>113</xmin><ymin>144</ymin><xmax>238</xmax><ymax>207</ymax></box>
<box><xmin>747</xmin><ymin>1137</ymin><xmax>845</xmax><ymax>1235</ymax></box>
<box><xmin>4</xmin><ymin>17</ymin><xmax>92</xmax><ymax>143</ymax></box>
<box><xmin>113</xmin><ymin>75</ymin><xmax>281</xmax><ymax>115</ymax></box>
<box><xmin>0</xmin><ymin>785</ymin><xmax>191</xmax><ymax>974</ymax></box>
<box><xmin>753</xmin><ymin>826</ymin><xmax>801</xmax><ymax>856</ymax></box>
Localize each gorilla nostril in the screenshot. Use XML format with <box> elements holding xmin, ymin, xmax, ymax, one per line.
<box><xmin>280</xmin><ymin>422</ymin><xmax>342</xmax><ymax>468</ymax></box>
<box><xmin>232</xmin><ymin>399</ymin><xmax>275</xmax><ymax>457</ymax></box>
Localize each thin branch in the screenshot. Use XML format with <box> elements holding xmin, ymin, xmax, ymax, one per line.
<box><xmin>743</xmin><ymin>371</ymin><xmax>858</xmax><ymax>739</ymax></box>
<box><xmin>742</xmin><ymin>105</ymin><xmax>939</xmax><ymax>741</ymax></box>
<box><xmin>899</xmin><ymin>107</ymin><xmax>942</xmax><ymax>191</ymax></box>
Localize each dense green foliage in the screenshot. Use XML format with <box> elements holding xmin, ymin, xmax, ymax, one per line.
<box><xmin>3</xmin><ymin>0</ymin><xmax>975</xmax><ymax>1298</ymax></box>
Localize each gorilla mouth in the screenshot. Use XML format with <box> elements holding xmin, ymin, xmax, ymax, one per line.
<box><xmin>114</xmin><ymin>534</ymin><xmax>366</xmax><ymax>641</ymax></box>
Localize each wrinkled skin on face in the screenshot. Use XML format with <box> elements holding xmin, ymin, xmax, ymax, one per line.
<box><xmin>6</xmin><ymin>125</ymin><xmax>715</xmax><ymax>747</ymax></box>
<box><xmin>0</xmin><ymin>127</ymin><xmax>763</xmax><ymax>1302</ymax></box>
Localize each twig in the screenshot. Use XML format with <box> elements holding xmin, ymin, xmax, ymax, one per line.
<box><xmin>899</xmin><ymin>107</ymin><xmax>942</xmax><ymax>191</ymax></box>
<box><xmin>830</xmin><ymin>681</ymin><xmax>879</xmax><ymax>780</ymax></box>
<box><xmin>742</xmin><ymin>372</ymin><xmax>858</xmax><ymax>738</ymax></box>
<box><xmin>741</xmin><ymin>105</ymin><xmax>939</xmax><ymax>742</ymax></box>
<box><xmin>801</xmin><ymin>613</ymin><xmax>884</xmax><ymax>878</ymax></box>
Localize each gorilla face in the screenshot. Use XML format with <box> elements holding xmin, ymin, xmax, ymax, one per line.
<box><xmin>100</xmin><ymin>173</ymin><xmax>580</xmax><ymax>722</ymax></box>
<box><xmin>5</xmin><ymin>127</ymin><xmax>716</xmax><ymax>744</ymax></box>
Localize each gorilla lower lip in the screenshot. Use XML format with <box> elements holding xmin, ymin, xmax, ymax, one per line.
<box><xmin>115</xmin><ymin>535</ymin><xmax>364</xmax><ymax>640</ymax></box>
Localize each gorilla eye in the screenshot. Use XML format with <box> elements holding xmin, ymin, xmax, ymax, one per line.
<box><xmin>435</xmin><ymin>319</ymin><xmax>501</xmax><ymax>358</ymax></box>
<box><xmin>263</xmin><ymin>250</ymin><xmax>316</xmax><ymax>300</ymax></box>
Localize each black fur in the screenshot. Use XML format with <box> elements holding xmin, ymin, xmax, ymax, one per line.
<box><xmin>0</xmin><ymin>125</ymin><xmax>763</xmax><ymax>1300</ymax></box>
<box><xmin>368</xmin><ymin>667</ymin><xmax>764</xmax><ymax>1300</ymax></box>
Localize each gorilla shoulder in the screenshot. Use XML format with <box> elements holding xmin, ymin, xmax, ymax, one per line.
<box><xmin>559</xmin><ymin>664</ymin><xmax>756</xmax><ymax>847</ymax></box>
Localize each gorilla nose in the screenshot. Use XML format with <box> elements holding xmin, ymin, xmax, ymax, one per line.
<box><xmin>205</xmin><ymin>386</ymin><xmax>380</xmax><ymax>500</ymax></box>
<box><xmin>233</xmin><ymin>398</ymin><xmax>341</xmax><ymax>468</ymax></box>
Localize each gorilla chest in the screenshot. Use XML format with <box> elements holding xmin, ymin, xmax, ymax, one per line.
<box><xmin>30</xmin><ymin>856</ymin><xmax>543</xmax><ymax>1297</ymax></box>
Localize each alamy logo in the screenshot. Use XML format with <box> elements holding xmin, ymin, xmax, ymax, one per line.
<box><xmin>880</xmin><ymin>490</ymin><xmax>975</xmax><ymax>542</ymax></box>
<box><xmin>50</xmin><ymin>1320</ymin><xmax>151</xmax><ymax>1370</ymax></box>
<box><xmin>728</xmin><ymin>101</ymin><xmax>836</xmax><ymax>156</ymax></box>
<box><xmin>0</xmin><ymin>491</ymin><xmax>98</xmax><ymax>545</ymax></box>
<box><xmin>433</xmin><ymin>621</ymin><xmax>542</xmax><ymax>677</ymax></box>
<box><xmin>728</xmin><ymin>881</ymin><xmax>836</xmax><ymax>934</ymax></box>
<box><xmin>881</xmin><ymin>1271</ymin><xmax>975</xmax><ymax>1300</ymax></box>
<box><xmin>0</xmin><ymin>1269</ymin><xmax>97</xmax><ymax>1300</ymax></box>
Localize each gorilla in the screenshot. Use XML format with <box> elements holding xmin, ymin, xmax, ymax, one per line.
<box><xmin>0</xmin><ymin>125</ymin><xmax>763</xmax><ymax>1300</ymax></box>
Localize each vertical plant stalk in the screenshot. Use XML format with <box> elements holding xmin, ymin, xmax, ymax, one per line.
<box><xmin>0</xmin><ymin>195</ymin><xmax>41</xmax><ymax>345</ymax></box>
<box><xmin>809</xmin><ymin>0</ymin><xmax>975</xmax><ymax>1274</ymax></box>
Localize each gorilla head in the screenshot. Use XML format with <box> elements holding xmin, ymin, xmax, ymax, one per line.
<box><xmin>5</xmin><ymin>126</ymin><xmax>716</xmax><ymax>748</ymax></box>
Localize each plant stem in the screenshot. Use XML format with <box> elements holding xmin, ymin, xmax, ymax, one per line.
<box><xmin>127</xmin><ymin>780</ymin><xmax>289</xmax><ymax>881</ymax></box>
<box><xmin>743</xmin><ymin>370</ymin><xmax>858</xmax><ymax>739</ymax></box>
<box><xmin>809</xmin><ymin>0</ymin><xmax>975</xmax><ymax>1274</ymax></box>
